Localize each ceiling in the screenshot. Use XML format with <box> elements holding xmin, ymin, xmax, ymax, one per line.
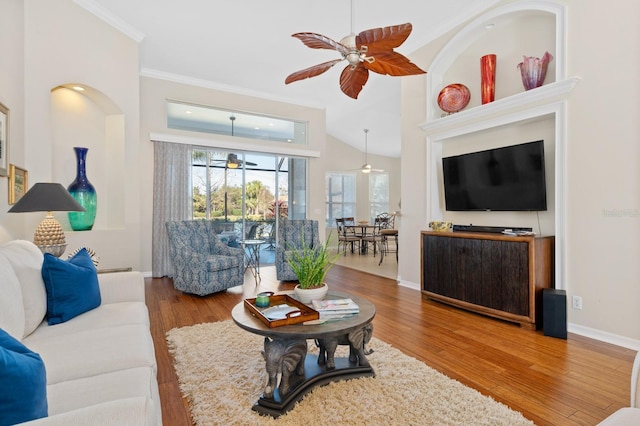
<box><xmin>78</xmin><ymin>0</ymin><xmax>499</xmax><ymax>157</ymax></box>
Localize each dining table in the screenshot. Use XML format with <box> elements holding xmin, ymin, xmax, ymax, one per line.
<box><xmin>345</xmin><ymin>223</ymin><xmax>377</xmax><ymax>254</ymax></box>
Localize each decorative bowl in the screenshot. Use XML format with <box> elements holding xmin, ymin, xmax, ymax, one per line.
<box><xmin>437</xmin><ymin>84</ymin><xmax>471</xmax><ymax>113</ymax></box>
<box><xmin>429</xmin><ymin>221</ymin><xmax>453</xmax><ymax>232</ymax></box>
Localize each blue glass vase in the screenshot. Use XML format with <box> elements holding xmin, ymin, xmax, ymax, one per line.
<box><xmin>67</xmin><ymin>147</ymin><xmax>97</xmax><ymax>231</ymax></box>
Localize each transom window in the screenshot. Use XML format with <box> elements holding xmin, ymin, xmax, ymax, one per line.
<box><xmin>167</xmin><ymin>101</ymin><xmax>307</xmax><ymax>144</ymax></box>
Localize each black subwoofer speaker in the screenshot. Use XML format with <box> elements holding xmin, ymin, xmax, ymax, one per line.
<box><xmin>543</xmin><ymin>289</ymin><xmax>567</xmax><ymax>339</ymax></box>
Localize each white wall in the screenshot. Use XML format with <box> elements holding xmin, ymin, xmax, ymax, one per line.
<box><xmin>563</xmin><ymin>0</ymin><xmax>640</xmax><ymax>344</ymax></box>
<box><xmin>402</xmin><ymin>0</ymin><xmax>640</xmax><ymax>347</ymax></box>
<box><xmin>0</xmin><ymin>0</ymin><xmax>25</xmax><ymax>241</ymax></box>
<box><xmin>0</xmin><ymin>0</ymin><xmax>142</xmax><ymax>270</ymax></box>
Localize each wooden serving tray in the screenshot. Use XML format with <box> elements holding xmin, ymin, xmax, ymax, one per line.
<box><xmin>244</xmin><ymin>294</ymin><xmax>319</xmax><ymax>328</ymax></box>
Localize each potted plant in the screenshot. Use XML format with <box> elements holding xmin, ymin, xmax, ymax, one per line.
<box><xmin>287</xmin><ymin>233</ymin><xmax>340</xmax><ymax>303</ymax></box>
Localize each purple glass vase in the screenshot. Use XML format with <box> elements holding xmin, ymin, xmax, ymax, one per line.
<box><xmin>517</xmin><ymin>51</ymin><xmax>553</xmax><ymax>91</ymax></box>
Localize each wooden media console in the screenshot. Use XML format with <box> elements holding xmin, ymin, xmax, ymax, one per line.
<box><xmin>420</xmin><ymin>231</ymin><xmax>555</xmax><ymax>329</ymax></box>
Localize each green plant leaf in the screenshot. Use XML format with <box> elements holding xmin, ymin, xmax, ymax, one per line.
<box><xmin>286</xmin><ymin>232</ymin><xmax>340</xmax><ymax>289</ymax></box>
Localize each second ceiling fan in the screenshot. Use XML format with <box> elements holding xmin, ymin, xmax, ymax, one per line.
<box><xmin>212</xmin><ymin>153</ymin><xmax>257</xmax><ymax>169</ymax></box>
<box><xmin>285</xmin><ymin>1</ymin><xmax>426</xmax><ymax>99</ymax></box>
<box><xmin>356</xmin><ymin>129</ymin><xmax>383</xmax><ymax>173</ymax></box>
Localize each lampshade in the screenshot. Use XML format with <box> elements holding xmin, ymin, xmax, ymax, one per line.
<box><xmin>8</xmin><ymin>183</ymin><xmax>84</xmax><ymax>213</ymax></box>
<box><xmin>8</xmin><ymin>183</ymin><xmax>85</xmax><ymax>257</ymax></box>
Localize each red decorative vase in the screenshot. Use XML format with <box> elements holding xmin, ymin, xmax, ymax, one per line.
<box><xmin>480</xmin><ymin>54</ymin><xmax>496</xmax><ymax>104</ymax></box>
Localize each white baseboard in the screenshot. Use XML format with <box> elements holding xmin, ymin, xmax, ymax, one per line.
<box><xmin>568</xmin><ymin>323</ymin><xmax>640</xmax><ymax>351</ymax></box>
<box><xmin>396</xmin><ymin>281</ymin><xmax>640</xmax><ymax>351</ymax></box>
<box><xmin>399</xmin><ymin>280</ymin><xmax>420</xmax><ymax>291</ymax></box>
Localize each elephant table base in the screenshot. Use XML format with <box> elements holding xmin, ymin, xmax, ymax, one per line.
<box><xmin>231</xmin><ymin>291</ymin><xmax>377</xmax><ymax>418</ymax></box>
<box><xmin>255</xmin><ymin>333</ymin><xmax>375</xmax><ymax>418</ymax></box>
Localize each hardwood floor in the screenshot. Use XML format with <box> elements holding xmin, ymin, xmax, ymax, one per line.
<box><xmin>146</xmin><ymin>265</ymin><xmax>635</xmax><ymax>426</ymax></box>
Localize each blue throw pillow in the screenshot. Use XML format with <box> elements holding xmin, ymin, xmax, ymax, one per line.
<box><xmin>0</xmin><ymin>328</ymin><xmax>48</xmax><ymax>425</ymax></box>
<box><xmin>41</xmin><ymin>248</ymin><xmax>101</xmax><ymax>325</ymax></box>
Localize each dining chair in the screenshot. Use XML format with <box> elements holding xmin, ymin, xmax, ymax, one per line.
<box><xmin>379</xmin><ymin>225</ymin><xmax>398</xmax><ymax>265</ymax></box>
<box><xmin>264</xmin><ymin>223</ymin><xmax>276</xmax><ymax>250</ymax></box>
<box><xmin>361</xmin><ymin>214</ymin><xmax>390</xmax><ymax>255</ymax></box>
<box><xmin>336</xmin><ymin>218</ymin><xmax>361</xmax><ymax>255</ymax></box>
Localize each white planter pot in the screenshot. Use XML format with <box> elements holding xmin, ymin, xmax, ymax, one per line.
<box><xmin>294</xmin><ymin>283</ymin><xmax>328</xmax><ymax>304</ymax></box>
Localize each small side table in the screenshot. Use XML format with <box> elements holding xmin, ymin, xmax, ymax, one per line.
<box><xmin>240</xmin><ymin>239</ymin><xmax>266</xmax><ymax>284</ymax></box>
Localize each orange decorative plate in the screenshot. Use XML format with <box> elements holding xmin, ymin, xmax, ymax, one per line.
<box><xmin>437</xmin><ymin>83</ymin><xmax>471</xmax><ymax>113</ymax></box>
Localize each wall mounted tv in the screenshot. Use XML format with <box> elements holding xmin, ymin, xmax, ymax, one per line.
<box><xmin>442</xmin><ymin>140</ymin><xmax>548</xmax><ymax>211</ymax></box>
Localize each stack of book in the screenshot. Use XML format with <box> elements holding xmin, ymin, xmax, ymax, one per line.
<box><xmin>312</xmin><ymin>298</ymin><xmax>359</xmax><ymax>320</ymax></box>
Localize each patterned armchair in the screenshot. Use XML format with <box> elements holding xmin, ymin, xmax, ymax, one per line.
<box><xmin>275</xmin><ymin>219</ymin><xmax>320</xmax><ymax>281</ymax></box>
<box><xmin>165</xmin><ymin>220</ymin><xmax>245</xmax><ymax>295</ymax></box>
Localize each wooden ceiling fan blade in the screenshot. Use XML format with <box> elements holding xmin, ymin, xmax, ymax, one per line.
<box><xmin>356</xmin><ymin>23</ymin><xmax>413</xmax><ymax>51</ymax></box>
<box><xmin>364</xmin><ymin>51</ymin><xmax>426</xmax><ymax>76</ymax></box>
<box><xmin>291</xmin><ymin>32</ymin><xmax>349</xmax><ymax>56</ymax></box>
<box><xmin>340</xmin><ymin>63</ymin><xmax>369</xmax><ymax>99</ymax></box>
<box><xmin>285</xmin><ymin>59</ymin><xmax>343</xmax><ymax>84</ymax></box>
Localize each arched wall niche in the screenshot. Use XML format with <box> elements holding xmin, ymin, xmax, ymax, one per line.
<box><xmin>50</xmin><ymin>83</ymin><xmax>125</xmax><ymax>231</ymax></box>
<box><xmin>420</xmin><ymin>0</ymin><xmax>577</xmax><ymax>290</ymax></box>
<box><xmin>426</xmin><ymin>0</ymin><xmax>566</xmax><ymax>122</ymax></box>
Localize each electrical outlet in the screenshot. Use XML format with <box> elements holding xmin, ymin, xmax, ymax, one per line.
<box><xmin>572</xmin><ymin>295</ymin><xmax>583</xmax><ymax>310</ymax></box>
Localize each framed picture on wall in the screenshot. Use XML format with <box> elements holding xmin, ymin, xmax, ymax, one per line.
<box><xmin>8</xmin><ymin>164</ymin><xmax>27</xmax><ymax>205</ymax></box>
<box><xmin>0</xmin><ymin>102</ymin><xmax>8</xmax><ymax>177</ymax></box>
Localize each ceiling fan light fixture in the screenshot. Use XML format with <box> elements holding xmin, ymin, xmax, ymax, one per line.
<box><xmin>285</xmin><ymin>0</ymin><xmax>426</xmax><ymax>99</ymax></box>
<box><xmin>227</xmin><ymin>161</ymin><xmax>239</xmax><ymax>169</ymax></box>
<box><xmin>361</xmin><ymin>164</ymin><xmax>372</xmax><ymax>174</ymax></box>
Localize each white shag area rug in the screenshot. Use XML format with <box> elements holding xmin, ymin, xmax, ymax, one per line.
<box><xmin>166</xmin><ymin>320</ymin><xmax>534</xmax><ymax>426</ymax></box>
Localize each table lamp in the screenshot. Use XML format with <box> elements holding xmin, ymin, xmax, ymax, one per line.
<box><xmin>8</xmin><ymin>182</ymin><xmax>85</xmax><ymax>257</ymax></box>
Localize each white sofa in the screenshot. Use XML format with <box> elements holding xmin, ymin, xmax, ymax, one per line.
<box><xmin>598</xmin><ymin>351</ymin><xmax>640</xmax><ymax>425</ymax></box>
<box><xmin>0</xmin><ymin>240</ymin><xmax>161</xmax><ymax>425</ymax></box>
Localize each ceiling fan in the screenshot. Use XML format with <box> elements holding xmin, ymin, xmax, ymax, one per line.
<box><xmin>213</xmin><ymin>153</ymin><xmax>257</xmax><ymax>169</ymax></box>
<box><xmin>356</xmin><ymin>129</ymin><xmax>383</xmax><ymax>173</ymax></box>
<box><xmin>285</xmin><ymin>1</ymin><xmax>426</xmax><ymax>99</ymax></box>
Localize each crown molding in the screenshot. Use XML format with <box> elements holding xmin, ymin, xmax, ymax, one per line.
<box><xmin>73</xmin><ymin>0</ymin><xmax>146</xmax><ymax>42</ymax></box>
<box><xmin>140</xmin><ymin>68</ymin><xmax>326</xmax><ymax>111</ymax></box>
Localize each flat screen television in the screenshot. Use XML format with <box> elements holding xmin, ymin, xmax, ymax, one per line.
<box><xmin>442</xmin><ymin>140</ymin><xmax>548</xmax><ymax>211</ymax></box>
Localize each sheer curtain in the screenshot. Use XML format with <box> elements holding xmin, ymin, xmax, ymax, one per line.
<box><xmin>152</xmin><ymin>141</ymin><xmax>193</xmax><ymax>277</ymax></box>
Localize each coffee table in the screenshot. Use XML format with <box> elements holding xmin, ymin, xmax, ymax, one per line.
<box><xmin>231</xmin><ymin>290</ymin><xmax>376</xmax><ymax>417</ymax></box>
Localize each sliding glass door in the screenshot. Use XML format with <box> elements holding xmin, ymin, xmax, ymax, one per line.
<box><xmin>191</xmin><ymin>149</ymin><xmax>306</xmax><ymax>263</ymax></box>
